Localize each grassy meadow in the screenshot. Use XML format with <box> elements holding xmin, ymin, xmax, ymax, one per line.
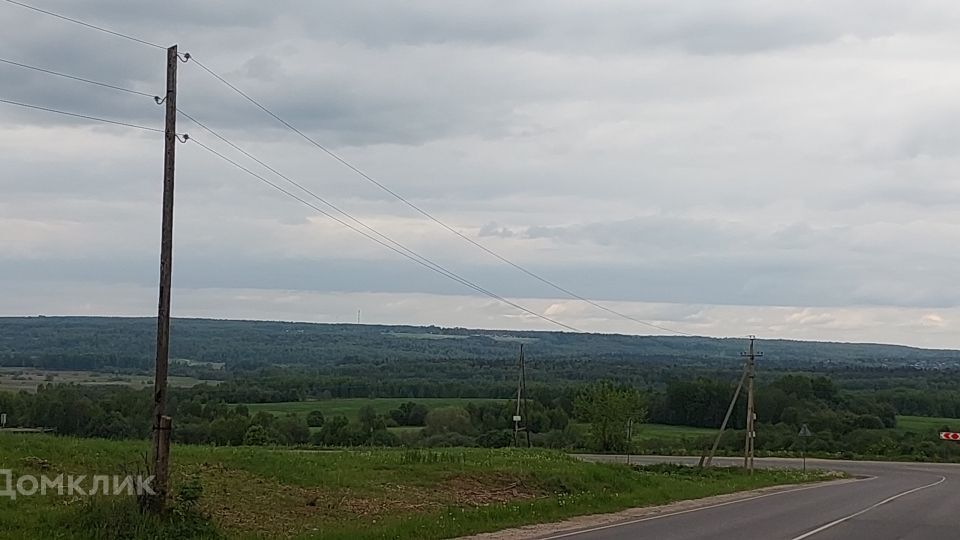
<box><xmin>896</xmin><ymin>415</ymin><xmax>960</xmax><ymax>434</ymax></box>
<box><xmin>0</xmin><ymin>434</ymin><xmax>834</xmax><ymax>539</ymax></box>
<box><xmin>631</xmin><ymin>423</ymin><xmax>715</xmax><ymax>441</ymax></box>
<box><xmin>243</xmin><ymin>398</ymin><xmax>505</xmax><ymax>420</ymax></box>
<box><xmin>0</xmin><ymin>367</ymin><xmax>215</xmax><ymax>393</ymax></box>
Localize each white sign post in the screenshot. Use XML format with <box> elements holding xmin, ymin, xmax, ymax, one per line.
<box><xmin>798</xmin><ymin>424</ymin><xmax>813</xmax><ymax>473</ymax></box>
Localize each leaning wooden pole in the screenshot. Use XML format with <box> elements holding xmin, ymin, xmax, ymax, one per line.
<box><xmin>150</xmin><ymin>44</ymin><xmax>178</xmax><ymax>513</ymax></box>
<box><xmin>703</xmin><ymin>362</ymin><xmax>748</xmax><ymax>467</ymax></box>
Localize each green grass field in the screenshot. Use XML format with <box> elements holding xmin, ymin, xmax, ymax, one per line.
<box><xmin>246</xmin><ymin>400</ymin><xmax>716</xmax><ymax>441</ymax></box>
<box><xmin>566</xmin><ymin>422</ymin><xmax>714</xmax><ymax>444</ymax></box>
<box><xmin>0</xmin><ymin>434</ymin><xmax>835</xmax><ymax>540</ymax></box>
<box><xmin>244</xmin><ymin>398</ymin><xmax>505</xmax><ymax>420</ymax></box>
<box><xmin>632</xmin><ymin>423</ymin><xmax>715</xmax><ymax>441</ymax></box>
<box><xmin>0</xmin><ymin>367</ymin><xmax>216</xmax><ymax>393</ymax></box>
<box><xmin>896</xmin><ymin>415</ymin><xmax>960</xmax><ymax>433</ymax></box>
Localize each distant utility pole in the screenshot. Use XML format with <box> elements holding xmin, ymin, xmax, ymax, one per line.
<box><xmin>741</xmin><ymin>336</ymin><xmax>762</xmax><ymax>474</ymax></box>
<box><xmin>513</xmin><ymin>344</ymin><xmax>531</xmax><ymax>448</ymax></box>
<box><xmin>150</xmin><ymin>44</ymin><xmax>178</xmax><ymax>514</ymax></box>
<box><xmin>703</xmin><ymin>360</ymin><xmax>749</xmax><ymax>467</ymax></box>
<box><xmin>357</xmin><ymin>309</ymin><xmax>361</xmax><ymax>324</ymax></box>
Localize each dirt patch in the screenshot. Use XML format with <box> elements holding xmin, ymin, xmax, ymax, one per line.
<box><xmin>190</xmin><ymin>466</ymin><xmax>541</xmax><ymax>538</ymax></box>
<box><xmin>194</xmin><ymin>467</ymin><xmax>323</xmax><ymax>538</ymax></box>
<box><xmin>439</xmin><ymin>473</ymin><xmax>541</xmax><ymax>506</ymax></box>
<box><xmin>195</xmin><ymin>470</ymin><xmax>429</xmax><ymax>537</ymax></box>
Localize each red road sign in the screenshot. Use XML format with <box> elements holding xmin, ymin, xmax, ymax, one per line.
<box><xmin>939</xmin><ymin>432</ymin><xmax>960</xmax><ymax>441</ymax></box>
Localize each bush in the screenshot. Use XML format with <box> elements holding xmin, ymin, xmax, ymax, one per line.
<box><xmin>306</xmin><ymin>410</ymin><xmax>324</xmax><ymax>427</ymax></box>
<box><xmin>476</xmin><ymin>430</ymin><xmax>513</xmax><ymax>448</ymax></box>
<box><xmin>424</xmin><ymin>407</ymin><xmax>474</xmax><ymax>436</ymax></box>
<box><xmin>420</xmin><ymin>432</ymin><xmax>476</xmax><ymax>447</ymax></box>
<box><xmin>532</xmin><ymin>428</ymin><xmax>586</xmax><ymax>450</ymax></box>
<box><xmin>242</xmin><ymin>424</ymin><xmax>272</xmax><ymax>446</ymax></box>
<box><xmin>369</xmin><ymin>429</ymin><xmax>401</xmax><ymax>447</ymax></box>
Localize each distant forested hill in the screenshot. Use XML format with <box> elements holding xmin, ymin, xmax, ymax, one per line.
<box><xmin>2</xmin><ymin>316</ymin><xmax>959</xmax><ymax>373</ymax></box>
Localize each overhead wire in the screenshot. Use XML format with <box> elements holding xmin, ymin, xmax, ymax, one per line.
<box><xmin>188</xmin><ymin>56</ymin><xmax>699</xmax><ymax>337</ymax></box>
<box><xmin>0</xmin><ymin>97</ymin><xmax>162</xmax><ymax>132</ymax></box>
<box><xmin>186</xmin><ymin>135</ymin><xmax>584</xmax><ymax>333</ymax></box>
<box><xmin>0</xmin><ymin>0</ymin><xmax>701</xmax><ymax>336</ymax></box>
<box><xmin>179</xmin><ymin>108</ymin><xmax>460</xmax><ymax>268</ymax></box>
<box><xmin>0</xmin><ymin>51</ymin><xmax>579</xmax><ymax>332</ymax></box>
<box><xmin>0</xmin><ymin>57</ymin><xmax>157</xmax><ymax>98</ymax></box>
<box><xmin>1</xmin><ymin>0</ymin><xmax>166</xmax><ymax>50</ymax></box>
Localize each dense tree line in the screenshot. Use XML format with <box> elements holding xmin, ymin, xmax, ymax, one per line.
<box><xmin>0</xmin><ymin>372</ymin><xmax>934</xmax><ymax>458</ymax></box>
<box><xmin>7</xmin><ymin>317</ymin><xmax>960</xmax><ymax>458</ymax></box>
<box><xmin>5</xmin><ymin>317</ymin><xmax>960</xmax><ymax>377</ymax></box>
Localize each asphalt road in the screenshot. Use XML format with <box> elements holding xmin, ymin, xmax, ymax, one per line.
<box><xmin>537</xmin><ymin>456</ymin><xmax>958</xmax><ymax>540</ymax></box>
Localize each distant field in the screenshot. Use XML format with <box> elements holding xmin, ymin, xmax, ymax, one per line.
<box><xmin>567</xmin><ymin>422</ymin><xmax>714</xmax><ymax>443</ymax></box>
<box><xmin>385</xmin><ymin>332</ymin><xmax>538</xmax><ymax>344</ymax></box>
<box><xmin>244</xmin><ymin>398</ymin><xmax>506</xmax><ymax>420</ymax></box>
<box><xmin>896</xmin><ymin>415</ymin><xmax>960</xmax><ymax>433</ymax></box>
<box><xmin>0</xmin><ymin>367</ymin><xmax>216</xmax><ymax>393</ymax></box>
<box><xmin>386</xmin><ymin>332</ymin><xmax>468</xmax><ymax>340</ymax></box>
<box><xmin>633</xmin><ymin>423</ymin><xmax>715</xmax><ymax>441</ymax></box>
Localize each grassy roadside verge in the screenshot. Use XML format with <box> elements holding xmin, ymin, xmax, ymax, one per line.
<box><xmin>0</xmin><ymin>435</ymin><xmax>837</xmax><ymax>539</ymax></box>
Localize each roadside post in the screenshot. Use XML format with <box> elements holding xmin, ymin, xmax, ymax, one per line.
<box><xmin>799</xmin><ymin>424</ymin><xmax>813</xmax><ymax>473</ymax></box>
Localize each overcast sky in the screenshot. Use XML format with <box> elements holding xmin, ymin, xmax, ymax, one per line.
<box><xmin>3</xmin><ymin>1</ymin><xmax>960</xmax><ymax>348</ymax></box>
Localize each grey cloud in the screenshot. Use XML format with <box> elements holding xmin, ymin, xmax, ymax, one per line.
<box><xmin>478</xmin><ymin>222</ymin><xmax>515</xmax><ymax>238</ymax></box>
<box><xmin>8</xmin><ymin>1</ymin><xmax>960</xmax><ymax>347</ymax></box>
<box><xmin>522</xmin><ymin>216</ymin><xmax>744</xmax><ymax>250</ymax></box>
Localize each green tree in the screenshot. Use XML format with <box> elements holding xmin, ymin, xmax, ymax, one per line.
<box><xmin>210</xmin><ymin>416</ymin><xmax>249</xmax><ymax>446</ymax></box>
<box><xmin>242</xmin><ymin>424</ymin><xmax>271</xmax><ymax>446</ymax></box>
<box><xmin>424</xmin><ymin>407</ymin><xmax>474</xmax><ymax>436</ymax></box>
<box><xmin>314</xmin><ymin>415</ymin><xmax>350</xmax><ymax>446</ymax></box>
<box><xmin>358</xmin><ymin>405</ymin><xmax>385</xmax><ymax>434</ymax></box>
<box><xmin>275</xmin><ymin>414</ymin><xmax>310</xmax><ymax>444</ymax></box>
<box><xmin>575</xmin><ymin>382</ymin><xmax>645</xmax><ymax>452</ymax></box>
<box><xmin>306</xmin><ymin>410</ymin><xmax>325</xmax><ymax>428</ymax></box>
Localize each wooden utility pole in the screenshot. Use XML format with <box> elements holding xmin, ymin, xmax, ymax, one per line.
<box><xmin>741</xmin><ymin>336</ymin><xmax>762</xmax><ymax>474</ymax></box>
<box><xmin>150</xmin><ymin>44</ymin><xmax>178</xmax><ymax>513</ymax></box>
<box><xmin>513</xmin><ymin>344</ymin><xmax>531</xmax><ymax>448</ymax></box>
<box><xmin>703</xmin><ymin>361</ymin><xmax>749</xmax><ymax>467</ymax></box>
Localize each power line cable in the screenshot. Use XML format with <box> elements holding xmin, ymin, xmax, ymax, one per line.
<box><xmin>2</xmin><ymin>0</ymin><xmax>165</xmax><ymax>50</ymax></box>
<box><xmin>0</xmin><ymin>57</ymin><xmax>157</xmax><ymax>98</ymax></box>
<box><xmin>186</xmin><ymin>135</ymin><xmax>583</xmax><ymax>333</ymax></box>
<box><xmin>178</xmin><ymin>107</ymin><xmax>492</xmax><ymax>302</ymax></box>
<box><xmin>0</xmin><ymin>0</ymin><xmax>697</xmax><ymax>335</ymax></box>
<box><xmin>179</xmin><ymin>108</ymin><xmax>518</xmax><ymax>314</ymax></box>
<box><xmin>189</xmin><ymin>56</ymin><xmax>698</xmax><ymax>337</ymax></box>
<box><xmin>0</xmin><ymin>66</ymin><xmax>572</xmax><ymax>345</ymax></box>
<box><xmin>189</xmin><ymin>135</ymin><xmax>582</xmax><ymax>333</ymax></box>
<box><xmin>0</xmin><ymin>97</ymin><xmax>162</xmax><ymax>132</ymax></box>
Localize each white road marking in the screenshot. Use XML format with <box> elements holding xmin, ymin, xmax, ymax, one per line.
<box><xmin>789</xmin><ymin>475</ymin><xmax>946</xmax><ymax>540</ymax></box>
<box><xmin>539</xmin><ymin>476</ymin><xmax>873</xmax><ymax>540</ymax></box>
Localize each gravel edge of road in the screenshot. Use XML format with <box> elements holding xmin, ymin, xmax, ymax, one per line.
<box><xmin>457</xmin><ymin>476</ymin><xmax>861</xmax><ymax>540</ymax></box>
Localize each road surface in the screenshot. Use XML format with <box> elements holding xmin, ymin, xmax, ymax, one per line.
<box><xmin>534</xmin><ymin>456</ymin><xmax>958</xmax><ymax>540</ymax></box>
